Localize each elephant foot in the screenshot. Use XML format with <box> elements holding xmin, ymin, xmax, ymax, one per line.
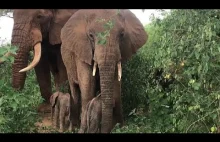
<box><xmin>59</xmin><ymin>128</ymin><xmax>64</xmax><ymax>133</ymax></box>
<box><xmin>37</xmin><ymin>102</ymin><xmax>51</xmax><ymax>113</ymax></box>
<box><xmin>78</xmin><ymin>129</ymin><xmax>85</xmax><ymax>133</ymax></box>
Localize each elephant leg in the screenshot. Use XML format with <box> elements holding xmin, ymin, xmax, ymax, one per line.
<box><xmin>76</xmin><ymin>60</ymin><xmax>96</xmax><ymax>133</ymax></box>
<box><xmin>54</xmin><ymin>105</ymin><xmax>59</xmax><ymax>129</ymax></box>
<box><xmin>51</xmin><ymin>107</ymin><xmax>54</xmax><ymax>125</ymax></box>
<box><xmin>35</xmin><ymin>55</ymin><xmax>52</xmax><ymax>112</ymax></box>
<box><xmin>68</xmin><ymin>117</ymin><xmax>74</xmax><ymax>131</ymax></box>
<box><xmin>48</xmin><ymin>48</ymin><xmax>60</xmax><ymax>91</ymax></box>
<box><xmin>113</xmin><ymin>80</ymin><xmax>124</xmax><ymax>128</ymax></box>
<box><xmin>56</xmin><ymin>48</ymin><xmax>69</xmax><ymax>89</ymax></box>
<box><xmin>62</xmin><ymin>53</ymin><xmax>80</xmax><ymax>129</ymax></box>
<box><xmin>50</xmin><ymin>47</ymin><xmax>69</xmax><ymax>92</ymax></box>
<box><xmin>68</xmin><ymin>81</ymin><xmax>80</xmax><ymax>130</ymax></box>
<box><xmin>59</xmin><ymin>106</ymin><xmax>65</xmax><ymax>132</ymax></box>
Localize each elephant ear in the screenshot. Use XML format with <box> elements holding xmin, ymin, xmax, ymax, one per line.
<box><xmin>50</xmin><ymin>92</ymin><xmax>59</xmax><ymax>107</ymax></box>
<box><xmin>61</xmin><ymin>10</ymin><xmax>94</xmax><ymax>65</ymax></box>
<box><xmin>120</xmin><ymin>10</ymin><xmax>148</xmax><ymax>63</ymax></box>
<box><xmin>49</xmin><ymin>9</ymin><xmax>79</xmax><ymax>45</ymax></box>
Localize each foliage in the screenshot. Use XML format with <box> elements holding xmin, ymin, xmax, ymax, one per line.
<box><xmin>95</xmin><ymin>10</ymin><xmax>120</xmax><ymax>46</ymax></box>
<box><xmin>0</xmin><ymin>44</ymin><xmax>17</xmax><ymax>63</ymax></box>
<box><xmin>0</xmin><ymin>44</ymin><xmax>43</xmax><ymax>133</ymax></box>
<box><xmin>120</xmin><ymin>9</ymin><xmax>220</xmax><ymax>133</ymax></box>
<box><xmin>121</xmin><ymin>53</ymin><xmax>150</xmax><ymax>116</ymax></box>
<box><xmin>0</xmin><ymin>9</ymin><xmax>13</xmax><ymax>18</ymax></box>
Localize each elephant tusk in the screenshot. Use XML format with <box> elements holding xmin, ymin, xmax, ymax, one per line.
<box><xmin>19</xmin><ymin>43</ymin><xmax>41</xmax><ymax>73</ymax></box>
<box><xmin>92</xmin><ymin>62</ymin><xmax>97</xmax><ymax>76</ymax></box>
<box><xmin>117</xmin><ymin>62</ymin><xmax>122</xmax><ymax>81</ymax></box>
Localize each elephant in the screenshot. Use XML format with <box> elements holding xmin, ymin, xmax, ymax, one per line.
<box><xmin>60</xmin><ymin>9</ymin><xmax>148</xmax><ymax>133</ymax></box>
<box><xmin>50</xmin><ymin>91</ymin><xmax>72</xmax><ymax>132</ymax></box>
<box><xmin>81</xmin><ymin>93</ymin><xmax>116</xmax><ymax>133</ymax></box>
<box><xmin>11</xmin><ymin>9</ymin><xmax>79</xmax><ymax>113</ymax></box>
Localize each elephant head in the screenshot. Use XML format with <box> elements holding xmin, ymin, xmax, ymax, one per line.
<box><xmin>11</xmin><ymin>9</ymin><xmax>78</xmax><ymax>90</ymax></box>
<box><xmin>61</xmin><ymin>9</ymin><xmax>148</xmax><ymax>133</ymax></box>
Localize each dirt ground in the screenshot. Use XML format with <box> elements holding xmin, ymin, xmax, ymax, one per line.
<box><xmin>34</xmin><ymin>103</ymin><xmax>60</xmax><ymax>133</ymax></box>
<box><xmin>35</xmin><ymin>112</ymin><xmax>57</xmax><ymax>133</ymax></box>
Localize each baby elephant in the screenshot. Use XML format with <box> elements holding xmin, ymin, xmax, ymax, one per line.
<box><xmin>81</xmin><ymin>94</ymin><xmax>115</xmax><ymax>133</ymax></box>
<box><xmin>50</xmin><ymin>91</ymin><xmax>72</xmax><ymax>132</ymax></box>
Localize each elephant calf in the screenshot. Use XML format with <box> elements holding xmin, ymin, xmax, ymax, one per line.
<box><xmin>80</xmin><ymin>94</ymin><xmax>115</xmax><ymax>133</ymax></box>
<box><xmin>50</xmin><ymin>91</ymin><xmax>72</xmax><ymax>132</ymax></box>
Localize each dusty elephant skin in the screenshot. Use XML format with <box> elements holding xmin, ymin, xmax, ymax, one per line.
<box><xmin>10</xmin><ymin>9</ymin><xmax>79</xmax><ymax>113</ymax></box>
<box><xmin>61</xmin><ymin>9</ymin><xmax>148</xmax><ymax>133</ymax></box>
<box><xmin>50</xmin><ymin>91</ymin><xmax>72</xmax><ymax>132</ymax></box>
<box><xmin>81</xmin><ymin>94</ymin><xmax>116</xmax><ymax>133</ymax></box>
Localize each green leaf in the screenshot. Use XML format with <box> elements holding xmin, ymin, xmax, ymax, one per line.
<box><xmin>0</xmin><ymin>48</ymin><xmax>7</xmax><ymax>56</ymax></box>
<box><xmin>188</xmin><ymin>26</ymin><xmax>192</xmax><ymax>32</ymax></box>
<box><xmin>203</xmin><ymin>63</ymin><xmax>209</xmax><ymax>74</ymax></box>
<box><xmin>217</xmin><ymin>45</ymin><xmax>220</xmax><ymax>52</ymax></box>
<box><xmin>212</xmin><ymin>114</ymin><xmax>217</xmax><ymax>119</ymax></box>
<box><xmin>104</xmin><ymin>23</ymin><xmax>109</xmax><ymax>29</ymax></box>
<box><xmin>192</xmin><ymin>82</ymin><xmax>201</xmax><ymax>90</ymax></box>
<box><xmin>211</xmin><ymin>126</ymin><xmax>217</xmax><ymax>132</ymax></box>
<box><xmin>0</xmin><ymin>56</ymin><xmax>7</xmax><ymax>62</ymax></box>
<box><xmin>195</xmin><ymin>51</ymin><xmax>200</xmax><ymax>59</ymax></box>
<box><xmin>98</xmin><ymin>39</ymin><xmax>106</xmax><ymax>45</ymax></box>
<box><xmin>188</xmin><ymin>106</ymin><xmax>193</xmax><ymax>111</ymax></box>
<box><xmin>0</xmin><ymin>115</ymin><xmax>6</xmax><ymax>124</ymax></box>
<box><xmin>117</xmin><ymin>9</ymin><xmax>121</xmax><ymax>14</ymax></box>
<box><xmin>198</xmin><ymin>65</ymin><xmax>202</xmax><ymax>74</ymax></box>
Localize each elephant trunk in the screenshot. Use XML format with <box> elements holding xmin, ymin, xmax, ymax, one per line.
<box><xmin>11</xmin><ymin>23</ymin><xmax>30</xmax><ymax>89</ymax></box>
<box><xmin>11</xmin><ymin>23</ymin><xmax>42</xmax><ymax>90</ymax></box>
<box><xmin>19</xmin><ymin>28</ymin><xmax>42</xmax><ymax>73</ymax></box>
<box><xmin>12</xmin><ymin>46</ymin><xmax>29</xmax><ymax>90</ymax></box>
<box><xmin>98</xmin><ymin>57</ymin><xmax>116</xmax><ymax>133</ymax></box>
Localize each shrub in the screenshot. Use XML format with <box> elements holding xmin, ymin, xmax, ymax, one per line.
<box><xmin>0</xmin><ymin>44</ymin><xmax>43</xmax><ymax>133</ymax></box>
<box><xmin>121</xmin><ymin>9</ymin><xmax>220</xmax><ymax>133</ymax></box>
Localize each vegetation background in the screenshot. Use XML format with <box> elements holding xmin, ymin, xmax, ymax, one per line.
<box><xmin>1</xmin><ymin>9</ymin><xmax>220</xmax><ymax>133</ymax></box>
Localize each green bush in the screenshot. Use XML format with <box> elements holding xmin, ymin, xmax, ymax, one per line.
<box><xmin>121</xmin><ymin>52</ymin><xmax>150</xmax><ymax>117</ymax></box>
<box><xmin>120</xmin><ymin>9</ymin><xmax>220</xmax><ymax>133</ymax></box>
<box><xmin>0</xmin><ymin>44</ymin><xmax>43</xmax><ymax>133</ymax></box>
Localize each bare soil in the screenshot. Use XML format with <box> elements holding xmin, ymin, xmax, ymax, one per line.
<box><xmin>35</xmin><ymin>112</ymin><xmax>57</xmax><ymax>133</ymax></box>
<box><xmin>34</xmin><ymin>103</ymin><xmax>58</xmax><ymax>133</ymax></box>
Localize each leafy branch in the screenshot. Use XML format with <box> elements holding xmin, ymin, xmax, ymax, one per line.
<box><xmin>0</xmin><ymin>9</ymin><xmax>13</xmax><ymax>18</ymax></box>
<box><xmin>96</xmin><ymin>10</ymin><xmax>120</xmax><ymax>46</ymax></box>
<box><xmin>185</xmin><ymin>108</ymin><xmax>220</xmax><ymax>133</ymax></box>
<box><xmin>0</xmin><ymin>44</ymin><xmax>17</xmax><ymax>64</ymax></box>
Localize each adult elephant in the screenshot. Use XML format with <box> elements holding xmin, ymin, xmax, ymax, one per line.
<box><xmin>11</xmin><ymin>9</ymin><xmax>79</xmax><ymax>112</ymax></box>
<box><xmin>60</xmin><ymin>9</ymin><xmax>148</xmax><ymax>133</ymax></box>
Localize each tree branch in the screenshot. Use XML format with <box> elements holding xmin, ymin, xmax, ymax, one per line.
<box><xmin>1</xmin><ymin>14</ymin><xmax>13</xmax><ymax>18</ymax></box>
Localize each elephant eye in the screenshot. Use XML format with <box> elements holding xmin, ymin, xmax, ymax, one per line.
<box><xmin>36</xmin><ymin>15</ymin><xmax>43</xmax><ymax>19</ymax></box>
<box><xmin>88</xmin><ymin>32</ymin><xmax>94</xmax><ymax>41</ymax></box>
<box><xmin>120</xmin><ymin>31</ymin><xmax>125</xmax><ymax>39</ymax></box>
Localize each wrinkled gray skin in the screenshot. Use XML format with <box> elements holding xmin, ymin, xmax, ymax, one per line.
<box><xmin>50</xmin><ymin>92</ymin><xmax>72</xmax><ymax>132</ymax></box>
<box><xmin>61</xmin><ymin>9</ymin><xmax>148</xmax><ymax>133</ymax></box>
<box><xmin>81</xmin><ymin>94</ymin><xmax>115</xmax><ymax>133</ymax></box>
